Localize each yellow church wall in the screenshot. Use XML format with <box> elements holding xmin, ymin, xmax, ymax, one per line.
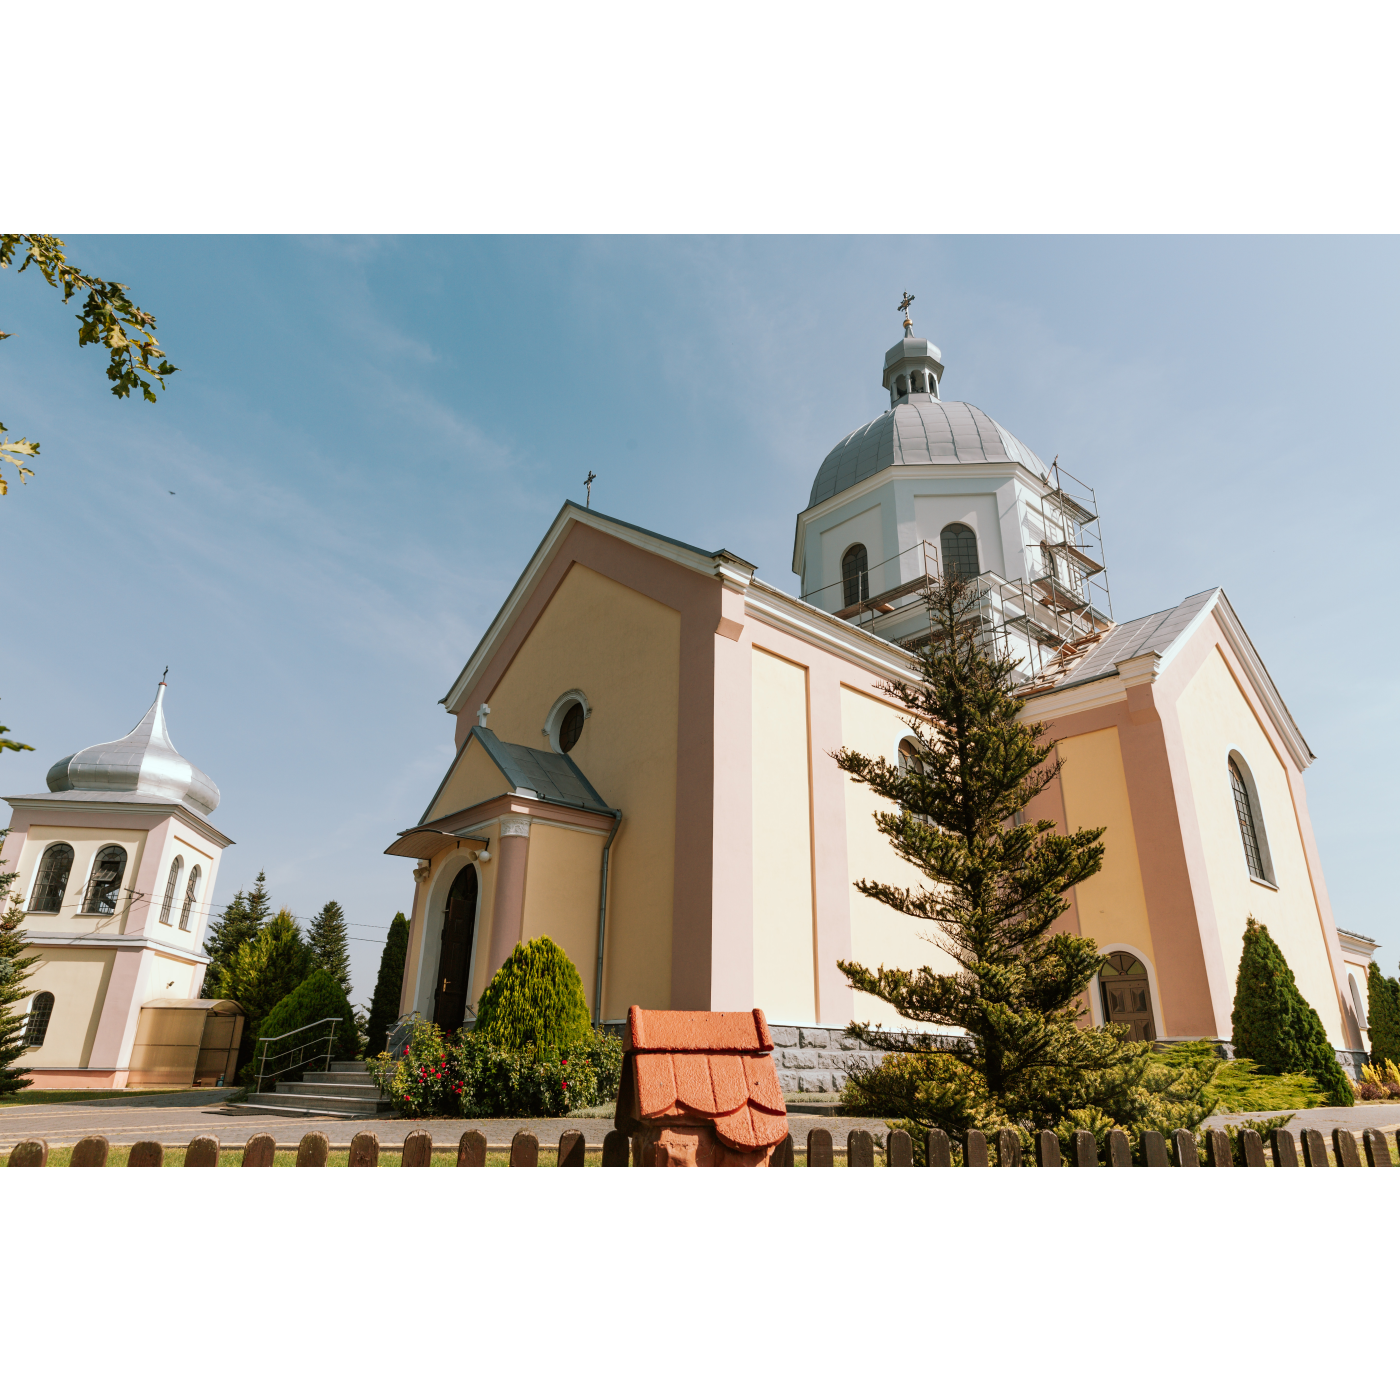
<box><xmin>750</xmin><ymin>648</ymin><xmax>817</xmax><ymax>1025</ymax></box>
<box><xmin>14</xmin><ymin>947</ymin><xmax>116</xmax><ymax>1068</ymax></box>
<box><xmin>1056</xmin><ymin>727</ymin><xmax>1155</xmax><ymax>968</ymax></box>
<box><xmin>479</xmin><ymin>562</ymin><xmax>679</xmax><ymax>1018</ymax></box>
<box><xmin>425</xmin><ymin>741</ymin><xmax>512</xmax><ymax>824</ymax></box>
<box><xmin>1173</xmin><ymin>646</ymin><xmax>1344</xmax><ymax>1043</ymax></box>
<box><xmin>16</xmin><ymin>825</ymin><xmax>147</xmax><ymax>936</ymax></box>
<box><xmin>838</xmin><ymin>684</ymin><xmax>955</xmax><ymax>1030</ymax></box>
<box><xmin>521</xmin><ymin>821</ymin><xmax>607</xmax><ymax>1013</ymax></box>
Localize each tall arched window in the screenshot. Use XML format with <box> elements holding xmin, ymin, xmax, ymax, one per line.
<box><xmin>1348</xmin><ymin>973</ymin><xmax>1369</xmax><ymax>1031</ymax></box>
<box><xmin>842</xmin><ymin>543</ymin><xmax>870</xmax><ymax>608</ymax></box>
<box><xmin>179</xmin><ymin>864</ymin><xmax>202</xmax><ymax>931</ymax></box>
<box><xmin>28</xmin><ymin>843</ymin><xmax>75</xmax><ymax>913</ymax></box>
<box><xmin>940</xmin><ymin>523</ymin><xmax>980</xmax><ymax>579</ymax></box>
<box><xmin>83</xmin><ymin>845</ymin><xmax>128</xmax><ymax>915</ymax></box>
<box><xmin>1228</xmin><ymin>757</ymin><xmax>1267</xmax><ymax>882</ymax></box>
<box><xmin>160</xmin><ymin>855</ymin><xmax>183</xmax><ymax>925</ymax></box>
<box><xmin>23</xmin><ymin>992</ymin><xmax>54</xmax><ymax>1047</ymax></box>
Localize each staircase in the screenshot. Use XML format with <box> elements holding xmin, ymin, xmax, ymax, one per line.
<box><xmin>227</xmin><ymin>1061</ymin><xmax>391</xmax><ymax>1119</ymax></box>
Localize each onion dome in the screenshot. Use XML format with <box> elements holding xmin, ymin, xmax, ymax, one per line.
<box><xmin>46</xmin><ymin>682</ymin><xmax>220</xmax><ymax>816</ymax></box>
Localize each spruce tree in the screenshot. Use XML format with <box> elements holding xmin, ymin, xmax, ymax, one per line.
<box><xmin>213</xmin><ymin>907</ymin><xmax>314</xmax><ymax>1073</ymax></box>
<box><xmin>201</xmin><ymin>869</ymin><xmax>271</xmax><ymax>996</ymax></box>
<box><xmin>307</xmin><ymin>899</ymin><xmax>352</xmax><ymax>998</ymax></box>
<box><xmin>365</xmin><ymin>912</ymin><xmax>410</xmax><ymax>1056</ymax></box>
<box><xmin>1365</xmin><ymin>960</ymin><xmax>1400</xmax><ymax>1067</ymax></box>
<box><xmin>832</xmin><ymin>569</ymin><xmax>1147</xmax><ymax>1144</ymax></box>
<box><xmin>1230</xmin><ymin>916</ymin><xmax>1353</xmax><ymax>1106</ymax></box>
<box><xmin>0</xmin><ymin>831</ymin><xmax>41</xmax><ymax>1097</ymax></box>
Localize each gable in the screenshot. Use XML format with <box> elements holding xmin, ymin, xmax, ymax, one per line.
<box><xmin>424</xmin><ymin>741</ymin><xmax>512</xmax><ymax>824</ymax></box>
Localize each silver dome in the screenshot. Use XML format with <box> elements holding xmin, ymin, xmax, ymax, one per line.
<box><xmin>46</xmin><ymin>683</ymin><xmax>220</xmax><ymax>817</ymax></box>
<box><xmin>809</xmin><ymin>399</ymin><xmax>1049</xmax><ymax>509</ymax></box>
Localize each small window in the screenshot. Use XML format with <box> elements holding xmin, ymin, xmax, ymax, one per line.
<box><xmin>1349</xmin><ymin>973</ymin><xmax>1368</xmax><ymax>1031</ymax></box>
<box><xmin>940</xmin><ymin>523</ymin><xmax>980</xmax><ymax>580</ymax></box>
<box><xmin>160</xmin><ymin>855</ymin><xmax>183</xmax><ymax>925</ymax></box>
<box><xmin>1228</xmin><ymin>758</ymin><xmax>1267</xmax><ymax>882</ymax></box>
<box><xmin>558</xmin><ymin>704</ymin><xmax>585</xmax><ymax>753</ymax></box>
<box><xmin>897</xmin><ymin>738</ymin><xmax>924</xmax><ymax>775</ymax></box>
<box><xmin>179</xmin><ymin>864</ymin><xmax>202</xmax><ymax>931</ymax></box>
<box><xmin>896</xmin><ymin>374</ymin><xmax>908</xmax><ymax>397</ymax></box>
<box><xmin>23</xmin><ymin>992</ymin><xmax>54</xmax><ymax>1047</ymax></box>
<box><xmin>83</xmin><ymin>844</ymin><xmax>129</xmax><ymax>915</ymax></box>
<box><xmin>28</xmin><ymin>843</ymin><xmax>75</xmax><ymax>913</ymax></box>
<box><xmin>842</xmin><ymin>544</ymin><xmax>870</xmax><ymax>608</ymax></box>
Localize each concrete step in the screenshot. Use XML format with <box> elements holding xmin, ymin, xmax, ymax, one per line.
<box><xmin>283</xmin><ymin>1079</ymin><xmax>381</xmax><ymax>1100</ymax></box>
<box><xmin>303</xmin><ymin>1070</ymin><xmax>375</xmax><ymax>1086</ymax></box>
<box><xmin>227</xmin><ymin>1091</ymin><xmax>391</xmax><ymax>1118</ymax></box>
<box><xmin>329</xmin><ymin>1061</ymin><xmax>371</xmax><ymax>1073</ymax></box>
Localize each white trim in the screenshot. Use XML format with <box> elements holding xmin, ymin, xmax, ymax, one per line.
<box><xmin>1087</xmin><ymin>943</ymin><xmax>1167</xmax><ymax>1042</ymax></box>
<box><xmin>0</xmin><ymin>796</ymin><xmax>234</xmax><ymax>846</ymax></box>
<box><xmin>18</xmin><ymin>932</ymin><xmax>210</xmax><ymax>961</ymax></box>
<box><xmin>412</xmin><ymin>850</ymin><xmax>484</xmax><ymax>1024</ymax></box>
<box><xmin>1212</xmin><ymin>592</ymin><xmax>1314</xmax><ymax>769</ymax></box>
<box><xmin>543</xmin><ymin>689</ymin><xmax>591</xmax><ymax>754</ymax></box>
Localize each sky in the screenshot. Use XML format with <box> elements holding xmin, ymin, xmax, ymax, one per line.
<box><xmin>2</xmin><ymin>235</ymin><xmax>1396</xmax><ymax>1002</ymax></box>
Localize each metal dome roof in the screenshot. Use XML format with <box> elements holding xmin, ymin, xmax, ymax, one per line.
<box><xmin>45</xmin><ymin>682</ymin><xmax>220</xmax><ymax>816</ymax></box>
<box><xmin>808</xmin><ymin>399</ymin><xmax>1049</xmax><ymax>509</ymax></box>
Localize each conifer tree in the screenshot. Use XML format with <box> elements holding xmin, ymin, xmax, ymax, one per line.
<box><xmin>213</xmin><ymin>907</ymin><xmax>314</xmax><ymax>1072</ymax></box>
<box><xmin>832</xmin><ymin>570</ymin><xmax>1155</xmax><ymax>1145</ymax></box>
<box><xmin>1364</xmin><ymin>960</ymin><xmax>1400</xmax><ymax>1067</ymax></box>
<box><xmin>307</xmin><ymin>900</ymin><xmax>352</xmax><ymax>998</ymax></box>
<box><xmin>474</xmin><ymin>936</ymin><xmax>592</xmax><ymax>1052</ymax></box>
<box><xmin>1231</xmin><ymin>916</ymin><xmax>1353</xmax><ymax>1105</ymax></box>
<box><xmin>365</xmin><ymin>912</ymin><xmax>410</xmax><ymax>1056</ymax></box>
<box><xmin>0</xmin><ymin>831</ymin><xmax>41</xmax><ymax>1096</ymax></box>
<box><xmin>201</xmin><ymin>869</ymin><xmax>270</xmax><ymax>996</ymax></box>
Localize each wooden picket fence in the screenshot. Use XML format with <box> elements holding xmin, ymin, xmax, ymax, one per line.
<box><xmin>7</xmin><ymin>1122</ymin><xmax>1396</xmax><ymax>1167</ymax></box>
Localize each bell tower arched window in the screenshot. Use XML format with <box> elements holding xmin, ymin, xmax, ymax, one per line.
<box><xmin>842</xmin><ymin>544</ymin><xmax>870</xmax><ymax>608</ymax></box>
<box><xmin>83</xmin><ymin>845</ymin><xmax>128</xmax><ymax>915</ymax></box>
<box><xmin>160</xmin><ymin>855</ymin><xmax>183</xmax><ymax>925</ymax></box>
<box><xmin>179</xmin><ymin>865</ymin><xmax>202</xmax><ymax>931</ymax></box>
<box><xmin>29</xmin><ymin>843</ymin><xmax>74</xmax><ymax>913</ymax></box>
<box><xmin>940</xmin><ymin>523</ymin><xmax>980</xmax><ymax>579</ymax></box>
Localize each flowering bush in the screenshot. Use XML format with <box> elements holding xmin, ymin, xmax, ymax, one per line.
<box><xmin>367</xmin><ymin>1017</ymin><xmax>624</xmax><ymax>1118</ymax></box>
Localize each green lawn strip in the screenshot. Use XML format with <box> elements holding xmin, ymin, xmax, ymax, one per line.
<box><xmin>0</xmin><ymin>1089</ymin><xmax>214</xmax><ymax>1106</ymax></box>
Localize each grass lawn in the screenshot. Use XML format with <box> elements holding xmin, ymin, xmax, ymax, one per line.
<box><xmin>0</xmin><ymin>1088</ymin><xmax>224</xmax><ymax>1106</ymax></box>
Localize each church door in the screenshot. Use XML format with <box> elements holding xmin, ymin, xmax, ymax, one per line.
<box><xmin>433</xmin><ymin>864</ymin><xmax>479</xmax><ymax>1029</ymax></box>
<box><xmin>1098</xmin><ymin>952</ymin><xmax>1156</xmax><ymax>1042</ymax></box>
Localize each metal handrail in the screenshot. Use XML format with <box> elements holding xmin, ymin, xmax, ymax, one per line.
<box><xmin>254</xmin><ymin>1016</ymin><xmax>341</xmax><ymax>1095</ymax></box>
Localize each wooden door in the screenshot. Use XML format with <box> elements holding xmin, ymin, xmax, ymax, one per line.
<box><xmin>433</xmin><ymin>864</ymin><xmax>478</xmax><ymax>1029</ymax></box>
<box><xmin>1099</xmin><ymin>953</ymin><xmax>1157</xmax><ymax>1042</ymax></box>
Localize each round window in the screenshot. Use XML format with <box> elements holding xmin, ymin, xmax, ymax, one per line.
<box><xmin>558</xmin><ymin>701</ymin><xmax>585</xmax><ymax>753</ymax></box>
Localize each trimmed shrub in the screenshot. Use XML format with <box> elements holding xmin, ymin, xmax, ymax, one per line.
<box><xmin>474</xmin><ymin>936</ymin><xmax>591</xmax><ymax>1052</ymax></box>
<box><xmin>251</xmin><ymin>969</ymin><xmax>359</xmax><ymax>1082</ymax></box>
<box><xmin>1230</xmin><ymin>917</ymin><xmax>1352</xmax><ymax>1106</ymax></box>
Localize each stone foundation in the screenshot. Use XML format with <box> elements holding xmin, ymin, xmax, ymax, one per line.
<box><xmin>767</xmin><ymin>1024</ymin><xmax>962</xmax><ymax>1093</ymax></box>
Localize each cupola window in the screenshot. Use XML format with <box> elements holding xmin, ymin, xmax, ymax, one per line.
<box><xmin>83</xmin><ymin>845</ymin><xmax>128</xmax><ymax>915</ymax></box>
<box><xmin>179</xmin><ymin>864</ymin><xmax>202</xmax><ymax>931</ymax></box>
<box><xmin>940</xmin><ymin>523</ymin><xmax>980</xmax><ymax>580</ymax></box>
<box><xmin>23</xmin><ymin>992</ymin><xmax>55</xmax><ymax>1047</ymax></box>
<box><xmin>29</xmin><ymin>843</ymin><xmax>74</xmax><ymax>913</ymax></box>
<box><xmin>842</xmin><ymin>544</ymin><xmax>870</xmax><ymax>607</ymax></box>
<box><xmin>160</xmin><ymin>855</ymin><xmax>183</xmax><ymax>924</ymax></box>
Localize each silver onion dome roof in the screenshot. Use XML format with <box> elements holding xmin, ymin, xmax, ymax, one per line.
<box><xmin>808</xmin><ymin>399</ymin><xmax>1049</xmax><ymax>509</ymax></box>
<box><xmin>45</xmin><ymin>682</ymin><xmax>220</xmax><ymax>816</ymax></box>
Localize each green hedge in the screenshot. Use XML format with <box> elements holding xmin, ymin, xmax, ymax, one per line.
<box><xmin>474</xmin><ymin>936</ymin><xmax>592</xmax><ymax>1052</ymax></box>
<box><xmin>249</xmin><ymin>969</ymin><xmax>359</xmax><ymax>1083</ymax></box>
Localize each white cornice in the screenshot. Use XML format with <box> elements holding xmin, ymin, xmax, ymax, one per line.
<box><xmin>20</xmin><ymin>931</ymin><xmax>210</xmax><ymax>962</ymax></box>
<box><xmin>2</xmin><ymin>796</ymin><xmax>234</xmax><ymax>849</ymax></box>
<box><xmin>440</xmin><ymin>501</ymin><xmax>755</xmax><ymax>715</ymax></box>
<box><xmin>1337</xmin><ymin>928</ymin><xmax>1379</xmax><ymax>959</ymax></box>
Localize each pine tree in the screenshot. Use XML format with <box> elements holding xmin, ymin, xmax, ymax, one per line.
<box><xmin>832</xmin><ymin>569</ymin><xmax>1149</xmax><ymax>1146</ymax></box>
<box><xmin>0</xmin><ymin>831</ymin><xmax>41</xmax><ymax>1097</ymax></box>
<box><xmin>365</xmin><ymin>912</ymin><xmax>410</xmax><ymax>1056</ymax></box>
<box><xmin>307</xmin><ymin>900</ymin><xmax>352</xmax><ymax>998</ymax></box>
<box><xmin>1365</xmin><ymin>961</ymin><xmax>1400</xmax><ymax>1068</ymax></box>
<box><xmin>1231</xmin><ymin>916</ymin><xmax>1353</xmax><ymax>1106</ymax></box>
<box><xmin>213</xmin><ymin>907</ymin><xmax>314</xmax><ymax>1074</ymax></box>
<box><xmin>201</xmin><ymin>869</ymin><xmax>271</xmax><ymax>996</ymax></box>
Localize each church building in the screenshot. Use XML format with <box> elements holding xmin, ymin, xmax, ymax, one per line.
<box><xmin>2</xmin><ymin>683</ymin><xmax>241</xmax><ymax>1089</ymax></box>
<box><xmin>388</xmin><ymin>315</ymin><xmax>1371</xmax><ymax>1082</ymax></box>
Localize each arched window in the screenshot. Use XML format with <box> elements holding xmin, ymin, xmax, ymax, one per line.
<box><xmin>1348</xmin><ymin>973</ymin><xmax>1368</xmax><ymax>1031</ymax></box>
<box><xmin>940</xmin><ymin>523</ymin><xmax>980</xmax><ymax>580</ymax></box>
<box><xmin>179</xmin><ymin>864</ymin><xmax>202</xmax><ymax>931</ymax></box>
<box><xmin>160</xmin><ymin>855</ymin><xmax>183</xmax><ymax>925</ymax></box>
<box><xmin>28</xmin><ymin>843</ymin><xmax>74</xmax><ymax>913</ymax></box>
<box><xmin>895</xmin><ymin>374</ymin><xmax>908</xmax><ymax>397</ymax></box>
<box><xmin>83</xmin><ymin>845</ymin><xmax>129</xmax><ymax>915</ymax></box>
<box><xmin>23</xmin><ymin>992</ymin><xmax>54</xmax><ymax>1047</ymax></box>
<box><xmin>1228</xmin><ymin>757</ymin><xmax>1267</xmax><ymax>882</ymax></box>
<box><xmin>911</xmin><ymin>370</ymin><xmax>925</xmax><ymax>393</ymax></box>
<box><xmin>897</xmin><ymin>737</ymin><xmax>924</xmax><ymax>774</ymax></box>
<box><xmin>842</xmin><ymin>544</ymin><xmax>870</xmax><ymax>608</ymax></box>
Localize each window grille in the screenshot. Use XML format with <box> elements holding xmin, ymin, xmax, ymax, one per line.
<box><xmin>83</xmin><ymin>845</ymin><xmax>129</xmax><ymax>915</ymax></box>
<box><xmin>23</xmin><ymin>992</ymin><xmax>54</xmax><ymax>1047</ymax></box>
<box><xmin>1228</xmin><ymin>759</ymin><xmax>1266</xmax><ymax>881</ymax></box>
<box><xmin>940</xmin><ymin>523</ymin><xmax>980</xmax><ymax>579</ymax></box>
<box><xmin>842</xmin><ymin>544</ymin><xmax>870</xmax><ymax>608</ymax></box>
<box><xmin>28</xmin><ymin>843</ymin><xmax>74</xmax><ymax>913</ymax></box>
<box><xmin>160</xmin><ymin>856</ymin><xmax>182</xmax><ymax>924</ymax></box>
<box><xmin>179</xmin><ymin>864</ymin><xmax>202</xmax><ymax>931</ymax></box>
<box><xmin>558</xmin><ymin>704</ymin><xmax>585</xmax><ymax>754</ymax></box>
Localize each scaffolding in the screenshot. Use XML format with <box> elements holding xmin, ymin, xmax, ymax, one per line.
<box><xmin>800</xmin><ymin>462</ymin><xmax>1115</xmax><ymax>691</ymax></box>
